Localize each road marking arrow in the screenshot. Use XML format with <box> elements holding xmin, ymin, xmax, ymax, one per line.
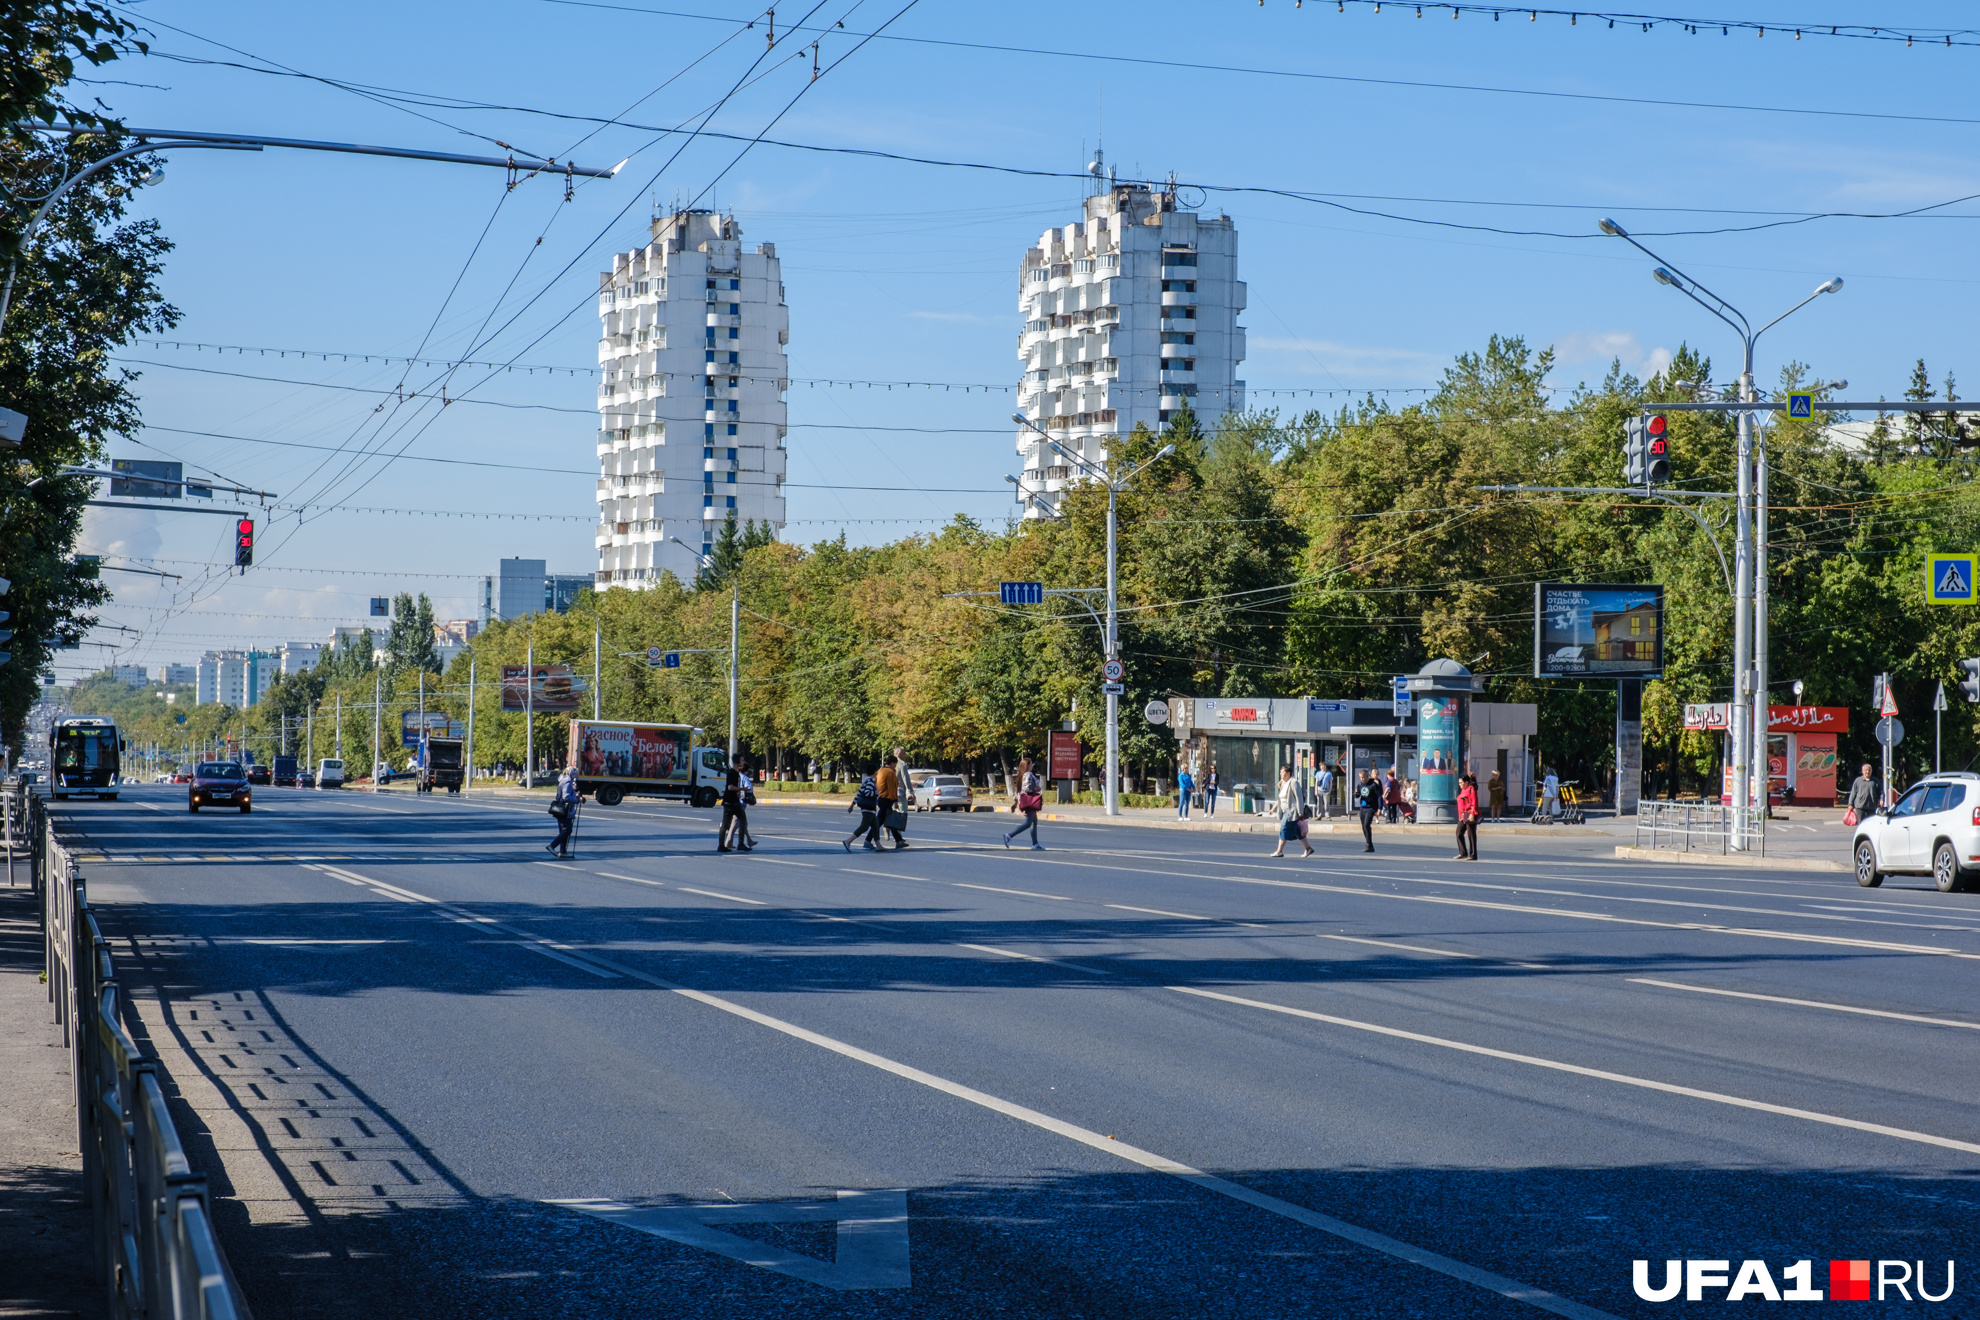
<box><xmin>550</xmin><ymin>1189</ymin><xmax>909</xmax><ymax>1291</ymax></box>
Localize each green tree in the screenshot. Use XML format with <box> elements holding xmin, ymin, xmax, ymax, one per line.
<box><xmin>387</xmin><ymin>592</ymin><xmax>439</xmax><ymax>672</ymax></box>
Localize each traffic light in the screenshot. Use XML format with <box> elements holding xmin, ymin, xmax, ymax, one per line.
<box><xmin>1960</xmin><ymin>659</ymin><xmax>1980</xmax><ymax>704</ymax></box>
<box><xmin>234</xmin><ymin>518</ymin><xmax>254</xmax><ymax>569</ymax></box>
<box><xmin>1643</xmin><ymin>413</ymin><xmax>1671</xmax><ymax>484</ymax></box>
<box><xmin>1623</xmin><ymin>416</ymin><xmax>1648</xmax><ymax>486</ymax></box>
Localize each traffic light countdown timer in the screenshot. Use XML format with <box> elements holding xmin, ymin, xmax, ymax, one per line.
<box><xmin>1623</xmin><ymin>413</ymin><xmax>1672</xmax><ymax>487</ymax></box>
<box><xmin>234</xmin><ymin>518</ymin><xmax>254</xmax><ymax>571</ymax></box>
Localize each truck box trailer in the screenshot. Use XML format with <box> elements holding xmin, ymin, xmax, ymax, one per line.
<box><xmin>418</xmin><ymin>738</ymin><xmax>465</xmax><ymax>794</ymax></box>
<box><xmin>567</xmin><ymin>720</ymin><xmax>727</xmax><ymax>807</ymax></box>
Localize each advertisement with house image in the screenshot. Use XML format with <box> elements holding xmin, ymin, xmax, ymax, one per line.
<box><xmin>1533</xmin><ymin>583</ymin><xmax>1664</xmax><ymax>677</ymax></box>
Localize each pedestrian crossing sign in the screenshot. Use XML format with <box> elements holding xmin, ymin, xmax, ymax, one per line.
<box><xmin>1787</xmin><ymin>393</ymin><xmax>1813</xmax><ymax>419</ymax></box>
<box><xmin>1927</xmin><ymin>553</ymin><xmax>1977</xmax><ymax>604</ymax></box>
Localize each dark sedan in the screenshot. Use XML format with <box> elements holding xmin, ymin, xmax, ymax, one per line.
<box><xmin>189</xmin><ymin>762</ymin><xmax>252</xmax><ymax>814</ymax></box>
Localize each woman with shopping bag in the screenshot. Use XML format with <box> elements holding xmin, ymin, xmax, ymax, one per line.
<box><xmin>1268</xmin><ymin>764</ymin><xmax>1314</xmax><ymax>858</ymax></box>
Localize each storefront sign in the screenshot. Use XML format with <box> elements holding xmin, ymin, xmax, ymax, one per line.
<box><xmin>1684</xmin><ymin>703</ymin><xmax>1731</xmax><ymax>730</ymax></box>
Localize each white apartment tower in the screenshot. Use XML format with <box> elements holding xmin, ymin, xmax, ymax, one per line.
<box><xmin>596</xmin><ymin>209</ymin><xmax>790</xmax><ymax>586</ymax></box>
<box><xmin>1015</xmin><ymin>181</ymin><xmax>1246</xmax><ymax>512</ymax></box>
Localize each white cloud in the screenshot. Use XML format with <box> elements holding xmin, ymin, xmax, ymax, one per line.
<box><xmin>1550</xmin><ymin>329</ymin><xmax>1673</xmax><ymax>382</ymax></box>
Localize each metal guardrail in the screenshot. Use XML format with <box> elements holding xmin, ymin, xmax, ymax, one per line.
<box><xmin>1634</xmin><ymin>799</ymin><xmax>1767</xmax><ymax>856</ymax></box>
<box><xmin>10</xmin><ymin>781</ymin><xmax>249</xmax><ymax>1319</ymax></box>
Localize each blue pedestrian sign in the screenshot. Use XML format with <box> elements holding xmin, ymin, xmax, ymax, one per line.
<box><xmin>648</xmin><ymin>646</ymin><xmax>682</xmax><ymax>668</ymax></box>
<box><xmin>1000</xmin><ymin>581</ymin><xmax>1044</xmax><ymax>605</ymax></box>
<box><xmin>1392</xmin><ymin>675</ymin><xmax>1410</xmax><ymax>719</ymax></box>
<box><xmin>1787</xmin><ymin>393</ymin><xmax>1813</xmax><ymax>419</ymax></box>
<box><xmin>1927</xmin><ymin>553</ymin><xmax>1977</xmax><ymax>605</ymax></box>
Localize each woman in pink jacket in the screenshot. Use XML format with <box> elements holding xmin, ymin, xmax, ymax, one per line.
<box><xmin>1454</xmin><ymin>773</ymin><xmax>1480</xmax><ymax>861</ymax></box>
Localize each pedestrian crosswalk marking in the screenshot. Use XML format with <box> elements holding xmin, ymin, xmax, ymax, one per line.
<box><xmin>550</xmin><ymin>1191</ymin><xmax>910</xmax><ymax>1291</ymax></box>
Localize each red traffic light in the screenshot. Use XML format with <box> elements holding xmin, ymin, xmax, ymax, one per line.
<box><xmin>1648</xmin><ymin>436</ymin><xmax>1668</xmax><ymax>456</ymax></box>
<box><xmin>234</xmin><ymin>518</ymin><xmax>254</xmax><ymax>568</ymax></box>
<box><xmin>1645</xmin><ymin>413</ymin><xmax>1668</xmax><ymax>437</ymax></box>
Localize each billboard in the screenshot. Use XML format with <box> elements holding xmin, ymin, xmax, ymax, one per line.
<box><xmin>500</xmin><ymin>664</ymin><xmax>585</xmax><ymax>712</ymax></box>
<box><xmin>573</xmin><ymin>722</ymin><xmax>689</xmax><ymax>783</ymax></box>
<box><xmin>1416</xmin><ymin>696</ymin><xmax>1462</xmax><ymax>808</ymax></box>
<box><xmin>1047</xmin><ymin>730</ymin><xmax>1083</xmax><ymax>781</ymax></box>
<box><xmin>400</xmin><ymin>711</ymin><xmax>465</xmax><ymax>748</ymax></box>
<box><xmin>1533</xmin><ymin>583</ymin><xmax>1664</xmax><ymax>678</ymax></box>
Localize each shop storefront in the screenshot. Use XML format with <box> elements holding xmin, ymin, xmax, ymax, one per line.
<box><xmin>1684</xmin><ymin>704</ymin><xmax>1848</xmax><ymax>806</ymax></box>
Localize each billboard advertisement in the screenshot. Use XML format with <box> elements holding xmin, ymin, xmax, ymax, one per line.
<box><xmin>1416</xmin><ymin>696</ymin><xmax>1462</xmax><ymax>809</ymax></box>
<box><xmin>400</xmin><ymin>711</ymin><xmax>465</xmax><ymax>749</ymax></box>
<box><xmin>1047</xmin><ymin>730</ymin><xmax>1083</xmax><ymax>781</ymax></box>
<box><xmin>1533</xmin><ymin>583</ymin><xmax>1664</xmax><ymax>678</ymax></box>
<box><xmin>501</xmin><ymin>664</ymin><xmax>585</xmax><ymax>712</ymax></box>
<box><xmin>572</xmin><ymin>722</ymin><xmax>689</xmax><ymax>783</ymax></box>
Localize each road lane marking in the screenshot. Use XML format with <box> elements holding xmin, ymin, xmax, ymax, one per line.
<box><xmin>537</xmin><ymin>861</ymin><xmax>583</xmax><ymax>871</ymax></box>
<box><xmin>954</xmin><ymin>943</ymin><xmax>1111</xmax><ymax>975</ymax></box>
<box><xmin>1629</xmin><ymin>978</ymin><xmax>1980</xmax><ymax>1032</ymax></box>
<box><xmin>1013</xmin><ymin>855</ymin><xmax>1980</xmax><ymax>961</ymax></box>
<box><xmin>677</xmin><ymin>886</ymin><xmax>766</xmax><ymax>905</ymax></box>
<box><xmin>751</xmin><ymin>857</ymin><xmax>818</xmax><ymax>867</ymax></box>
<box><xmin>1317</xmin><ymin>933</ymin><xmax>1479</xmax><ymax>958</ymax></box>
<box><xmin>1107</xmin><ymin>903</ymin><xmax>1214</xmax><ymax>921</ymax></box>
<box><xmin>598</xmin><ymin>872</ymin><xmax>666</xmax><ymax>887</ymax></box>
<box><xmin>508</xmin><ymin>939</ymin><xmax>622</xmax><ymax>978</ymax></box>
<box><xmin>953</xmin><ymin>882</ymin><xmax>1071</xmax><ymax>901</ymax></box>
<box><xmin>1170</xmin><ymin>985</ymin><xmax>1980</xmax><ymax>1158</ymax></box>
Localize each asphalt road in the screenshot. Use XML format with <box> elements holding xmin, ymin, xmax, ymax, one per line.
<box><xmin>56</xmin><ymin>785</ymin><xmax>1980</xmax><ymax>1318</ymax></box>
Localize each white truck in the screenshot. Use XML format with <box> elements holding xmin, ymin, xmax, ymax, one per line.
<box><xmin>567</xmin><ymin>720</ymin><xmax>728</xmax><ymax>808</ymax></box>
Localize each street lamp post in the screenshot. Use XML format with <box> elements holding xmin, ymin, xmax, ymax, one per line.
<box><xmin>1598</xmin><ymin>218</ymin><xmax>1840</xmax><ymax>843</ymax></box>
<box><xmin>1012</xmin><ymin>414</ymin><xmax>1173</xmax><ymax>816</ymax></box>
<box><xmin>671</xmin><ymin>538</ymin><xmax>739</xmax><ymax>760</ymax></box>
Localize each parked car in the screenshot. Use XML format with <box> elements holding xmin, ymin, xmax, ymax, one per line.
<box><xmin>189</xmin><ymin>761</ymin><xmax>252</xmax><ymax>814</ymax></box>
<box><xmin>1853</xmin><ymin>771</ymin><xmax>1980</xmax><ymax>891</ymax></box>
<box><xmin>316</xmin><ymin>758</ymin><xmax>345</xmax><ymax>789</ymax></box>
<box><xmin>915</xmin><ymin>773</ymin><xmax>974</xmax><ymax>812</ymax></box>
<box><xmin>905</xmin><ymin>768</ymin><xmax>939</xmax><ymax>810</ymax></box>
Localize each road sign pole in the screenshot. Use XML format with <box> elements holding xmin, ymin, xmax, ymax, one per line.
<box><xmin>466</xmin><ymin>659</ymin><xmax>476</xmax><ymax>790</ymax></box>
<box><xmin>1936</xmin><ymin>681</ymin><xmax>1948</xmax><ymax>773</ymax></box>
<box><xmin>1882</xmin><ymin>673</ymin><xmax>1891</xmax><ymax>810</ymax></box>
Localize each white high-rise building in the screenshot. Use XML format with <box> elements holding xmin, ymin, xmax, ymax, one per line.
<box><xmin>595</xmin><ymin>209</ymin><xmax>790</xmax><ymax>586</ymax></box>
<box><xmin>1014</xmin><ymin>181</ymin><xmax>1246</xmax><ymax>513</ymax></box>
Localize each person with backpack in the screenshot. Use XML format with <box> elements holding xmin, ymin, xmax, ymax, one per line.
<box><xmin>1383</xmin><ymin>769</ymin><xmax>1402</xmax><ymax>823</ymax></box>
<box><xmin>844</xmin><ymin>761</ymin><xmax>883</xmax><ymax>851</ymax></box>
<box><xmin>1176</xmin><ymin>762</ymin><xmax>1195</xmax><ymax>821</ymax></box>
<box><xmin>1003</xmin><ymin>756</ymin><xmax>1044</xmax><ymax>849</ymax></box>
<box><xmin>545</xmin><ymin>766</ymin><xmax>579</xmax><ymax>858</ymax></box>
<box><xmin>717</xmin><ymin>762</ymin><xmax>751</xmax><ymax>853</ymax></box>
<box><xmin>1315</xmin><ymin>760</ymin><xmax>1335</xmax><ymax>820</ymax></box>
<box><xmin>1355</xmin><ymin>768</ymin><xmax>1383</xmax><ymax>853</ymax></box>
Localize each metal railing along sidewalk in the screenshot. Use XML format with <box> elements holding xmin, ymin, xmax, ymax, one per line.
<box><xmin>11</xmin><ymin>781</ymin><xmax>250</xmax><ymax>1319</ymax></box>
<box><xmin>1634</xmin><ymin>799</ymin><xmax>1767</xmax><ymax>856</ymax></box>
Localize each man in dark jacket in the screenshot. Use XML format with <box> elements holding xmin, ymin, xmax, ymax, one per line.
<box><xmin>1355</xmin><ymin>769</ymin><xmax>1383</xmax><ymax>852</ymax></box>
<box><xmin>1847</xmin><ymin>763</ymin><xmax>1879</xmax><ymax>816</ymax></box>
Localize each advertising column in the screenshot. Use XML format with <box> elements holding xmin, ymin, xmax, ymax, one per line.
<box><xmin>1417</xmin><ymin>696</ymin><xmax>1462</xmax><ymax>824</ymax></box>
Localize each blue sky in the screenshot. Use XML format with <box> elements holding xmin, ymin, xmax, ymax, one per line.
<box><xmin>61</xmin><ymin>0</ymin><xmax>1980</xmax><ymax>674</ymax></box>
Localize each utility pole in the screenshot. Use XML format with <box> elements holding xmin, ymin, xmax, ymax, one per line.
<box><xmin>525</xmin><ymin>641</ymin><xmax>535</xmax><ymax>786</ymax></box>
<box><xmin>1012</xmin><ymin>414</ymin><xmax>1172</xmax><ymax>816</ymax></box>
<box><xmin>336</xmin><ymin>692</ymin><xmax>343</xmax><ymax>758</ymax></box>
<box><xmin>307</xmin><ymin>703</ymin><xmax>313</xmax><ymax>776</ymax></box>
<box><xmin>594</xmin><ymin>624</ymin><xmax>602</xmax><ymax>722</ymax></box>
<box><xmin>1935</xmin><ymin>681</ymin><xmax>1948</xmax><ymax>773</ymax></box>
<box><xmin>730</xmin><ymin>588</ymin><xmax>740</xmax><ymax>761</ymax></box>
<box><xmin>372</xmin><ymin>670</ymin><xmax>382</xmax><ymax>791</ymax></box>
<box><xmin>466</xmin><ymin>658</ymin><xmax>476</xmax><ymax>790</ymax></box>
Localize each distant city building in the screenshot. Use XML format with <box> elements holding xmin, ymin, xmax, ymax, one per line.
<box><xmin>481</xmin><ymin>558</ymin><xmax>592</xmax><ymax>624</ymax></box>
<box><xmin>154</xmin><ymin>663</ymin><xmax>196</xmax><ymax>686</ymax></box>
<box><xmin>195</xmin><ymin>649</ymin><xmax>281</xmax><ymax>707</ymax></box>
<box><xmin>278</xmin><ymin>642</ymin><xmax>322</xmax><ymax>676</ymax></box>
<box><xmin>432</xmin><ymin>619</ymin><xmax>479</xmax><ymax>672</ymax></box>
<box><xmin>1014</xmin><ymin>176</ymin><xmax>1246</xmax><ymax>515</ymax></box>
<box><xmin>107</xmin><ymin>664</ymin><xmax>147</xmax><ymax>685</ymax></box>
<box><xmin>595</xmin><ymin>208</ymin><xmax>789</xmax><ymax>587</ymax></box>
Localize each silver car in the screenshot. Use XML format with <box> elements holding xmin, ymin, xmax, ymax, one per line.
<box><xmin>914</xmin><ymin>773</ymin><xmax>974</xmax><ymax>812</ymax></box>
<box><xmin>1853</xmin><ymin>771</ymin><xmax>1980</xmax><ymax>892</ymax></box>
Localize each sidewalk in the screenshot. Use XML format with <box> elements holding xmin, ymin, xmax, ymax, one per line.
<box><xmin>0</xmin><ymin>880</ymin><xmax>103</xmax><ymax>1320</ymax></box>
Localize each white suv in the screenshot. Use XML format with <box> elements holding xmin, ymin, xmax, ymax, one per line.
<box><xmin>1852</xmin><ymin>771</ymin><xmax>1980</xmax><ymax>892</ymax></box>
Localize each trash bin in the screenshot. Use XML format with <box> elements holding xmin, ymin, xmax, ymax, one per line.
<box><xmin>1235</xmin><ymin>790</ymin><xmax>1255</xmax><ymax>814</ymax></box>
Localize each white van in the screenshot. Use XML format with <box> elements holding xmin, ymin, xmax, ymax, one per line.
<box><xmin>317</xmin><ymin>758</ymin><xmax>346</xmax><ymax>789</ymax></box>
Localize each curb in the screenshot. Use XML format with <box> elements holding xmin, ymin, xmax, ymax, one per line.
<box><xmin>1613</xmin><ymin>845</ymin><xmax>1846</xmax><ymax>873</ymax></box>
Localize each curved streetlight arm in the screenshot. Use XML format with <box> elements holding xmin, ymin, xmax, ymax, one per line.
<box><xmin>1599</xmin><ymin>219</ymin><xmax>1750</xmax><ymax>336</ymax></box>
<box><xmin>0</xmin><ymin>140</ymin><xmax>261</xmax><ymax>332</ymax></box>
<box><xmin>1754</xmin><ymin>280</ymin><xmax>1844</xmax><ymax>344</ymax></box>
